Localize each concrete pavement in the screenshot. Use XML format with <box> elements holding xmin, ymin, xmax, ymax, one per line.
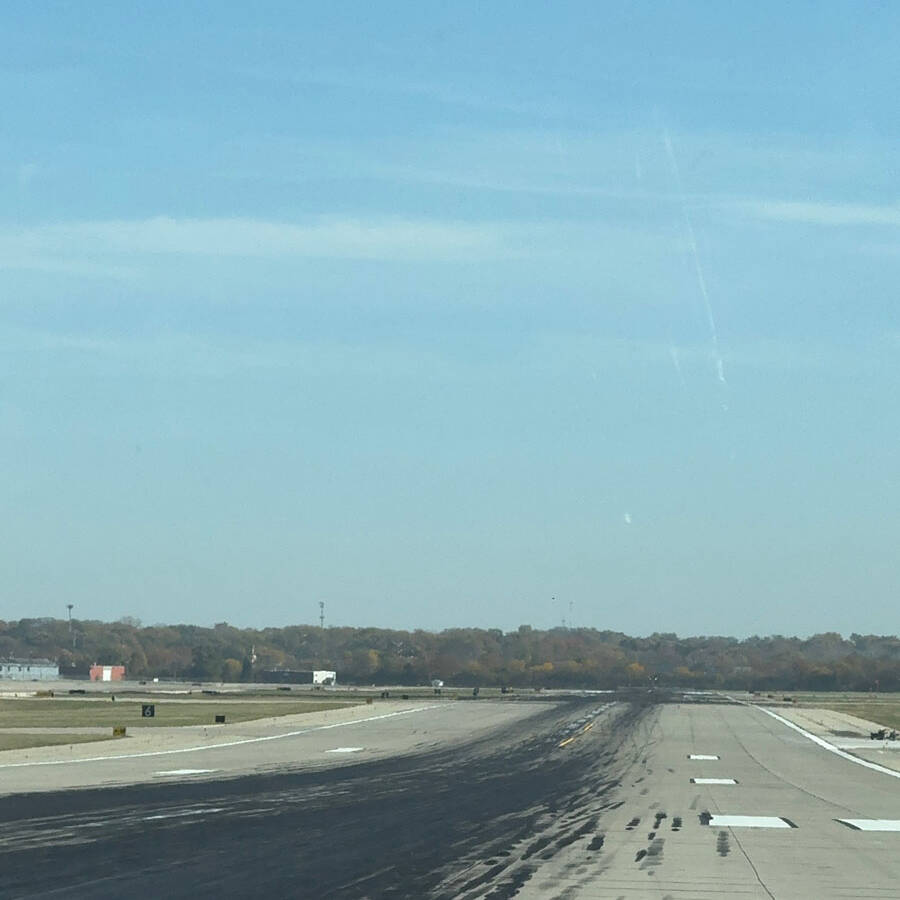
<box><xmin>0</xmin><ymin>698</ymin><xmax>541</xmax><ymax>794</ymax></box>
<box><xmin>505</xmin><ymin>702</ymin><xmax>900</xmax><ymax>898</ymax></box>
<box><xmin>3</xmin><ymin>700</ymin><xmax>900</xmax><ymax>897</ymax></box>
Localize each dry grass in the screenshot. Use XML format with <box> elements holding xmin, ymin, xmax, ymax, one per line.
<box><xmin>0</xmin><ymin>732</ymin><xmax>124</xmax><ymax>751</ymax></box>
<box><xmin>0</xmin><ymin>699</ymin><xmax>356</xmax><ymax>729</ymax></box>
<box><xmin>812</xmin><ymin>702</ymin><xmax>900</xmax><ymax>731</ymax></box>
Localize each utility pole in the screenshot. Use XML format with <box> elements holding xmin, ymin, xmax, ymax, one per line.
<box><xmin>67</xmin><ymin>604</ymin><xmax>74</xmax><ymax>648</ymax></box>
<box><xmin>319</xmin><ymin>601</ymin><xmax>325</xmax><ymax>630</ymax></box>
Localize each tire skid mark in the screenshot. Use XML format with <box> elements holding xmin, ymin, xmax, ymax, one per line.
<box><xmin>432</xmin><ymin>702</ymin><xmax>653</xmax><ymax>900</ymax></box>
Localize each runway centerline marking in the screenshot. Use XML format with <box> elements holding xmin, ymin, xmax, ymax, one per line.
<box><xmin>143</xmin><ymin>806</ymin><xmax>225</xmax><ymax>821</ymax></box>
<box><xmin>0</xmin><ymin>705</ymin><xmax>442</xmax><ymax>770</ymax></box>
<box><xmin>326</xmin><ymin>747</ymin><xmax>364</xmax><ymax>753</ymax></box>
<box><xmin>153</xmin><ymin>769</ymin><xmax>219</xmax><ymax>777</ymax></box>
<box><xmin>558</xmin><ymin>717</ymin><xmax>597</xmax><ymax>747</ymax></box>
<box><xmin>689</xmin><ymin>754</ymin><xmax>719</xmax><ymax>760</ymax></box>
<box><xmin>755</xmin><ymin>706</ymin><xmax>900</xmax><ymax>781</ymax></box>
<box><xmin>836</xmin><ymin>819</ymin><xmax>900</xmax><ymax>832</ymax></box>
<box><xmin>691</xmin><ymin>777</ymin><xmax>737</xmax><ymax>784</ymax></box>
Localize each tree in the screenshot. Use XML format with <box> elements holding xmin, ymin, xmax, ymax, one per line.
<box><xmin>222</xmin><ymin>658</ymin><xmax>243</xmax><ymax>682</ymax></box>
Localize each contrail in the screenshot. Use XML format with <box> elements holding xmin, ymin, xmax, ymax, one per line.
<box><xmin>662</xmin><ymin>129</ymin><xmax>728</xmax><ymax>389</ymax></box>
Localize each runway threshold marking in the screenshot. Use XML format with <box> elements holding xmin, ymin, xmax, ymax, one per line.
<box><xmin>0</xmin><ymin>705</ymin><xmax>442</xmax><ymax>770</ymax></box>
<box><xmin>835</xmin><ymin>819</ymin><xmax>900</xmax><ymax>832</ymax></box>
<box><xmin>691</xmin><ymin>777</ymin><xmax>737</xmax><ymax>784</ymax></box>
<box><xmin>689</xmin><ymin>754</ymin><xmax>719</xmax><ymax>760</ymax></box>
<box><xmin>755</xmin><ymin>706</ymin><xmax>900</xmax><ymax>781</ymax></box>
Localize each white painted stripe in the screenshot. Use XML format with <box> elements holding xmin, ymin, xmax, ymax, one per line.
<box><xmin>709</xmin><ymin>815</ymin><xmax>793</xmax><ymax>828</ymax></box>
<box><xmin>755</xmin><ymin>706</ymin><xmax>900</xmax><ymax>781</ymax></box>
<box><xmin>691</xmin><ymin>778</ymin><xmax>737</xmax><ymax>784</ymax></box>
<box><xmin>689</xmin><ymin>754</ymin><xmax>719</xmax><ymax>760</ymax></box>
<box><xmin>0</xmin><ymin>705</ymin><xmax>441</xmax><ymax>769</ymax></box>
<box><xmin>326</xmin><ymin>747</ymin><xmax>363</xmax><ymax>753</ymax></box>
<box><xmin>153</xmin><ymin>769</ymin><xmax>219</xmax><ymax>776</ymax></box>
<box><xmin>836</xmin><ymin>819</ymin><xmax>900</xmax><ymax>832</ymax></box>
<box><xmin>143</xmin><ymin>807</ymin><xmax>225</xmax><ymax>821</ymax></box>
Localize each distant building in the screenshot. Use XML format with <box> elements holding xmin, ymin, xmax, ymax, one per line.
<box><xmin>90</xmin><ymin>664</ymin><xmax>126</xmax><ymax>682</ymax></box>
<box><xmin>0</xmin><ymin>658</ymin><xmax>59</xmax><ymax>680</ymax></box>
<box><xmin>260</xmin><ymin>669</ymin><xmax>337</xmax><ymax>685</ymax></box>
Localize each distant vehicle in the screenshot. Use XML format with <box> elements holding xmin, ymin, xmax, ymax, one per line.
<box><xmin>431</xmin><ymin>679</ymin><xmax>444</xmax><ymax>688</ymax></box>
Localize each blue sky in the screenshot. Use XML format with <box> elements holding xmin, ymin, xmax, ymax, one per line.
<box><xmin>2</xmin><ymin>2</ymin><xmax>899</xmax><ymax>635</ymax></box>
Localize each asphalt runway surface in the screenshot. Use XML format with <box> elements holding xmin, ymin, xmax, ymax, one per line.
<box><xmin>2</xmin><ymin>699</ymin><xmax>899</xmax><ymax>898</ymax></box>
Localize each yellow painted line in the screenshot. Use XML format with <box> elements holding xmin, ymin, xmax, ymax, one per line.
<box><xmin>559</xmin><ymin>719</ymin><xmax>596</xmax><ymax>747</ymax></box>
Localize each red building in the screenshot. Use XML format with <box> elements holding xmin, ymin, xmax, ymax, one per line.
<box><xmin>90</xmin><ymin>664</ymin><xmax>126</xmax><ymax>682</ymax></box>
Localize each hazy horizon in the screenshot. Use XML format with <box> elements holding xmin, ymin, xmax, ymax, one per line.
<box><xmin>3</xmin><ymin>3</ymin><xmax>899</xmax><ymax>637</ymax></box>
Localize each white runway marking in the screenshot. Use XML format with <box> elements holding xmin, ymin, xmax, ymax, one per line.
<box><xmin>153</xmin><ymin>769</ymin><xmax>219</xmax><ymax>776</ymax></box>
<box><xmin>0</xmin><ymin>705</ymin><xmax>441</xmax><ymax>769</ymax></box>
<box><xmin>836</xmin><ymin>819</ymin><xmax>900</xmax><ymax>832</ymax></box>
<box><xmin>756</xmin><ymin>706</ymin><xmax>900</xmax><ymax>781</ymax></box>
<box><xmin>143</xmin><ymin>807</ymin><xmax>225</xmax><ymax>821</ymax></box>
<box><xmin>689</xmin><ymin>754</ymin><xmax>719</xmax><ymax>760</ymax></box>
<box><xmin>691</xmin><ymin>777</ymin><xmax>737</xmax><ymax>784</ymax></box>
<box><xmin>326</xmin><ymin>747</ymin><xmax>363</xmax><ymax>753</ymax></box>
<box><xmin>708</xmin><ymin>815</ymin><xmax>794</xmax><ymax>828</ymax></box>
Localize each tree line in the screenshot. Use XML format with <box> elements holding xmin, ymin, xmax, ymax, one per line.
<box><xmin>1</xmin><ymin>618</ymin><xmax>899</xmax><ymax>690</ymax></box>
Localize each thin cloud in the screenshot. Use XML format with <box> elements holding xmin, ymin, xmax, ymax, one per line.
<box><xmin>1</xmin><ymin>326</ymin><xmax>887</xmax><ymax>385</ymax></box>
<box><xmin>238</xmin><ymin>65</ymin><xmax>574</xmax><ymax>119</ymax></box>
<box><xmin>0</xmin><ymin>216</ymin><xmax>518</xmax><ymax>264</ymax></box>
<box><xmin>0</xmin><ymin>215</ymin><xmax>697</xmax><ymax>281</ymax></box>
<box><xmin>740</xmin><ymin>200</ymin><xmax>900</xmax><ymax>227</ymax></box>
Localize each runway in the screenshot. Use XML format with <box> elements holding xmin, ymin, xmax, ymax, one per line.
<box><xmin>1</xmin><ymin>699</ymin><xmax>898</xmax><ymax>898</ymax></box>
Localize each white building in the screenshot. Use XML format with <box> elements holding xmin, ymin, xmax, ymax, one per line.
<box><xmin>0</xmin><ymin>658</ymin><xmax>59</xmax><ymax>680</ymax></box>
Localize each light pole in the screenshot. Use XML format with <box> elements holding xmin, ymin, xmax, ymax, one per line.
<box><xmin>66</xmin><ymin>604</ymin><xmax>74</xmax><ymax>648</ymax></box>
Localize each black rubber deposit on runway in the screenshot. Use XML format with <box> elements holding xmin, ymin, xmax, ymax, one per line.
<box><xmin>0</xmin><ymin>702</ymin><xmax>649</xmax><ymax>899</ymax></box>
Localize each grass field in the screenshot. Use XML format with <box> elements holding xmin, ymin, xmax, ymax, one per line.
<box><xmin>0</xmin><ymin>733</ymin><xmax>126</xmax><ymax>752</ymax></box>
<box><xmin>810</xmin><ymin>703</ymin><xmax>900</xmax><ymax>731</ymax></box>
<box><xmin>0</xmin><ymin>699</ymin><xmax>356</xmax><ymax>729</ymax></box>
<box><xmin>793</xmin><ymin>692</ymin><xmax>900</xmax><ymax>703</ymax></box>
<box><xmin>792</xmin><ymin>693</ymin><xmax>900</xmax><ymax>730</ymax></box>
